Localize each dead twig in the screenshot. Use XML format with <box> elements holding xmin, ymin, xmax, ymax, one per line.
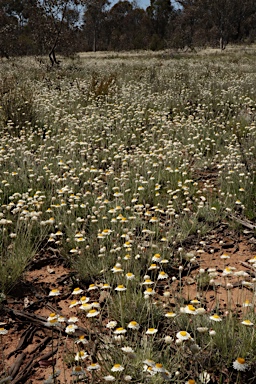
<box><xmin>11</xmin><ymin>347</ymin><xmax>58</xmax><ymax>384</ymax></box>
<box><xmin>8</xmin><ymin>352</ymin><xmax>26</xmax><ymax>379</ymax></box>
<box><xmin>0</xmin><ymin>377</ymin><xmax>13</xmax><ymax>384</ymax></box>
<box><xmin>229</xmin><ymin>214</ymin><xmax>256</xmax><ymax>230</ymax></box>
<box><xmin>8</xmin><ymin>325</ymin><xmax>37</xmax><ymax>358</ymax></box>
<box><xmin>28</xmin><ymin>336</ymin><xmax>51</xmax><ymax>356</ymax></box>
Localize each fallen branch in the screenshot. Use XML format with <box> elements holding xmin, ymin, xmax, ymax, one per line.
<box><xmin>3</xmin><ymin>305</ymin><xmax>88</xmax><ymax>336</ymax></box>
<box><xmin>0</xmin><ymin>377</ymin><xmax>13</xmax><ymax>384</ymax></box>
<box><xmin>8</xmin><ymin>325</ymin><xmax>37</xmax><ymax>358</ymax></box>
<box><xmin>11</xmin><ymin>347</ymin><xmax>58</xmax><ymax>384</ymax></box>
<box><xmin>38</xmin><ymin>347</ymin><xmax>58</xmax><ymax>362</ymax></box>
<box><xmin>8</xmin><ymin>352</ymin><xmax>26</xmax><ymax>379</ymax></box>
<box><xmin>229</xmin><ymin>214</ymin><xmax>256</xmax><ymax>230</ymax></box>
<box><xmin>240</xmin><ymin>261</ymin><xmax>256</xmax><ymax>274</ymax></box>
<box><xmin>28</xmin><ymin>336</ymin><xmax>51</xmax><ymax>356</ymax></box>
<box><xmin>3</xmin><ymin>307</ymin><xmax>47</xmax><ymax>326</ymax></box>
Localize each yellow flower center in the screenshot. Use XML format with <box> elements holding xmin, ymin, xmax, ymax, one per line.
<box><xmin>237</xmin><ymin>357</ymin><xmax>245</xmax><ymax>364</ymax></box>
<box><xmin>180</xmin><ymin>331</ymin><xmax>187</xmax><ymax>337</ymax></box>
<box><xmin>187</xmin><ymin>305</ymin><xmax>196</xmax><ymax>311</ymax></box>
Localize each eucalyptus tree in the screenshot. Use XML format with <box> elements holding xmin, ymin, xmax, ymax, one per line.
<box><xmin>147</xmin><ymin>0</ymin><xmax>175</xmax><ymax>39</ymax></box>
<box><xmin>39</xmin><ymin>0</ymin><xmax>81</xmax><ymax>64</ymax></box>
<box><xmin>82</xmin><ymin>0</ymin><xmax>110</xmax><ymax>52</ymax></box>
<box><xmin>177</xmin><ymin>0</ymin><xmax>256</xmax><ymax>49</ymax></box>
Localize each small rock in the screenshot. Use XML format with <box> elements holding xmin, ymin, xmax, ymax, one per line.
<box><xmin>47</xmin><ymin>265</ymin><xmax>55</xmax><ymax>274</ymax></box>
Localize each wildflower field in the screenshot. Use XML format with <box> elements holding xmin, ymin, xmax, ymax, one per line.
<box><xmin>0</xmin><ymin>47</ymin><xmax>256</xmax><ymax>383</ymax></box>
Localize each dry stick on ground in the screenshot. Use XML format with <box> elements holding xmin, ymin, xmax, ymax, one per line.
<box><xmin>240</xmin><ymin>261</ymin><xmax>256</xmax><ymax>274</ymax></box>
<box><xmin>0</xmin><ymin>377</ymin><xmax>13</xmax><ymax>384</ymax></box>
<box><xmin>5</xmin><ymin>301</ymin><xmax>93</xmax><ymax>335</ymax></box>
<box><xmin>2</xmin><ymin>304</ymin><xmax>96</xmax><ymax>381</ymax></box>
<box><xmin>11</xmin><ymin>347</ymin><xmax>58</xmax><ymax>384</ymax></box>
<box><xmin>229</xmin><ymin>214</ymin><xmax>256</xmax><ymax>230</ymax></box>
<box><xmin>8</xmin><ymin>352</ymin><xmax>26</xmax><ymax>379</ymax></box>
<box><xmin>8</xmin><ymin>325</ymin><xmax>37</xmax><ymax>358</ymax></box>
<box><xmin>8</xmin><ymin>337</ymin><xmax>56</xmax><ymax>382</ymax></box>
<box><xmin>7</xmin><ymin>335</ymin><xmax>51</xmax><ymax>378</ymax></box>
<box><xmin>4</xmin><ymin>306</ymin><xmax>89</xmax><ymax>337</ymax></box>
<box><xmin>3</xmin><ymin>307</ymin><xmax>48</xmax><ymax>326</ymax></box>
<box><xmin>29</xmin><ymin>336</ymin><xmax>52</xmax><ymax>356</ymax></box>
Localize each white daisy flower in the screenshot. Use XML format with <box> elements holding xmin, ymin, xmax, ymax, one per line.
<box><xmin>111</xmin><ymin>364</ymin><xmax>124</xmax><ymax>372</ymax></box>
<box><xmin>233</xmin><ymin>357</ymin><xmax>248</xmax><ymax>371</ymax></box>
<box><xmin>176</xmin><ymin>331</ymin><xmax>191</xmax><ymax>340</ymax></box>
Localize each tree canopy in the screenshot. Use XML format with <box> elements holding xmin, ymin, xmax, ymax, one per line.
<box><xmin>0</xmin><ymin>0</ymin><xmax>255</xmax><ymax>61</ymax></box>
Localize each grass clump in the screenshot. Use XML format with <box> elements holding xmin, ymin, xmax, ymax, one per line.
<box><xmin>0</xmin><ymin>75</ymin><xmax>38</xmax><ymax>135</ymax></box>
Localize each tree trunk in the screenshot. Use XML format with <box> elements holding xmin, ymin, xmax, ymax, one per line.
<box><xmin>93</xmin><ymin>27</ymin><xmax>97</xmax><ymax>52</ymax></box>
<box><xmin>219</xmin><ymin>36</ymin><xmax>226</xmax><ymax>50</ymax></box>
<box><xmin>47</xmin><ymin>2</ymin><xmax>68</xmax><ymax>66</ymax></box>
<box><xmin>0</xmin><ymin>46</ymin><xmax>9</xmax><ymax>59</ymax></box>
<box><xmin>49</xmin><ymin>47</ymin><xmax>59</xmax><ymax>66</ymax></box>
